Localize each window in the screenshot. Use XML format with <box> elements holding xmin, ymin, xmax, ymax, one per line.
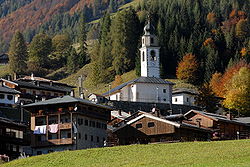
<box><xmin>148</xmin><ymin>122</ymin><xmax>155</xmax><ymax>127</ymax></box>
<box><xmin>78</xmin><ymin>133</ymin><xmax>81</xmax><ymax>139</ymax></box>
<box><xmin>163</xmin><ymin>99</ymin><xmax>166</xmax><ymax>101</ymax></box>
<box><xmin>85</xmin><ymin>134</ymin><xmax>87</xmax><ymax>140</ymax></box>
<box><xmin>33</xmin><ymin>91</ymin><xmax>36</xmax><ymax>95</ymax></box>
<box><xmin>67</xmin><ymin>133</ymin><xmax>71</xmax><ymax>138</ymax></box>
<box><xmin>175</xmin><ymin>98</ymin><xmax>178</xmax><ymax>102</ymax></box>
<box><xmin>97</xmin><ymin>136</ymin><xmax>99</xmax><ymax>143</ymax></box>
<box><xmin>91</xmin><ymin>135</ymin><xmax>93</xmax><ymax>142</ymax></box>
<box><xmin>96</xmin><ymin>122</ymin><xmax>101</xmax><ymax>128</ymax></box>
<box><xmin>142</xmin><ymin>52</ymin><xmax>145</xmax><ymax>61</ymax></box>
<box><xmin>136</xmin><ymin>123</ymin><xmax>142</xmax><ymax>129</ymax></box>
<box><xmin>187</xmin><ymin>97</ymin><xmax>189</xmax><ymax>102</ymax></box>
<box><xmin>37</xmin><ymin>136</ymin><xmax>41</xmax><ymax>142</ymax></box>
<box><xmin>37</xmin><ymin>151</ymin><xmax>42</xmax><ymax>155</ymax></box>
<box><xmin>142</xmin><ymin>38</ymin><xmax>145</xmax><ymax>44</ymax></box>
<box><xmin>0</xmin><ymin>94</ymin><xmax>4</xmax><ymax>99</ymax></box>
<box><xmin>150</xmin><ymin>50</ymin><xmax>156</xmax><ymax>61</ymax></box>
<box><xmin>85</xmin><ymin>120</ymin><xmax>88</xmax><ymax>126</ymax></box>
<box><xmin>163</xmin><ymin>89</ymin><xmax>166</xmax><ymax>93</ymax></box>
<box><xmin>150</xmin><ymin>37</ymin><xmax>154</xmax><ymax>44</ymax></box>
<box><xmin>78</xmin><ymin>119</ymin><xmax>83</xmax><ymax>125</ymax></box>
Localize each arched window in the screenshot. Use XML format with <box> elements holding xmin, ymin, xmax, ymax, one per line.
<box><xmin>150</xmin><ymin>50</ymin><xmax>156</xmax><ymax>61</ymax></box>
<box><xmin>142</xmin><ymin>51</ymin><xmax>145</xmax><ymax>61</ymax></box>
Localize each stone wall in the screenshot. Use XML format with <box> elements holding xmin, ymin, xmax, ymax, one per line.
<box><xmin>107</xmin><ymin>100</ymin><xmax>201</xmax><ymax>115</ymax></box>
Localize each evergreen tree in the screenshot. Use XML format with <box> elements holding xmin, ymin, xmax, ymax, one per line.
<box><xmin>111</xmin><ymin>8</ymin><xmax>140</xmax><ymax>75</ymax></box>
<box><xmin>28</xmin><ymin>33</ymin><xmax>52</xmax><ymax>75</ymax></box>
<box><xmin>204</xmin><ymin>47</ymin><xmax>219</xmax><ymax>82</ymax></box>
<box><xmin>77</xmin><ymin>12</ymin><xmax>89</xmax><ymax>68</ymax></box>
<box><xmin>67</xmin><ymin>46</ymin><xmax>78</xmax><ymax>74</ymax></box>
<box><xmin>8</xmin><ymin>31</ymin><xmax>27</xmax><ymax>75</ymax></box>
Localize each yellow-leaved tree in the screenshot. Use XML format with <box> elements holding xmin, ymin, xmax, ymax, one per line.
<box><xmin>223</xmin><ymin>67</ymin><xmax>250</xmax><ymax>115</ymax></box>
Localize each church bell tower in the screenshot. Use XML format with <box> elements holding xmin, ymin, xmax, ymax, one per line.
<box><xmin>139</xmin><ymin>19</ymin><xmax>160</xmax><ymax>78</ymax></box>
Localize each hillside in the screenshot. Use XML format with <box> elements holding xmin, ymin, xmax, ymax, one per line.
<box><xmin>0</xmin><ymin>0</ymin><xmax>133</xmax><ymax>53</ymax></box>
<box><xmin>2</xmin><ymin>139</ymin><xmax>250</xmax><ymax>167</ymax></box>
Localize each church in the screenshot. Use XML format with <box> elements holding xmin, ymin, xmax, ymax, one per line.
<box><xmin>103</xmin><ymin>20</ymin><xmax>174</xmax><ymax>104</ymax></box>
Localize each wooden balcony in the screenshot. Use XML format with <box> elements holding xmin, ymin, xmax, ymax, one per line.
<box><xmin>59</xmin><ymin>123</ymin><xmax>72</xmax><ymax>130</ymax></box>
<box><xmin>32</xmin><ymin>138</ymin><xmax>73</xmax><ymax>147</ymax></box>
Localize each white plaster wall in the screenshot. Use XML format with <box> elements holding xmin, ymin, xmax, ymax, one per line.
<box><xmin>75</xmin><ymin>115</ymin><xmax>107</xmax><ymax>149</ymax></box>
<box><xmin>172</xmin><ymin>93</ymin><xmax>196</xmax><ymax>106</ymax></box>
<box><xmin>134</xmin><ymin>83</ymin><xmax>172</xmax><ymax>104</ymax></box>
<box><xmin>0</xmin><ymin>93</ymin><xmax>17</xmax><ymax>104</ymax></box>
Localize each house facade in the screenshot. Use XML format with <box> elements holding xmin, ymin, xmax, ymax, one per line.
<box><xmin>0</xmin><ymin>117</ymin><xmax>28</xmax><ymax>160</ymax></box>
<box><xmin>23</xmin><ymin>96</ymin><xmax>112</xmax><ymax>155</ymax></box>
<box><xmin>172</xmin><ymin>88</ymin><xmax>198</xmax><ymax>106</ymax></box>
<box><xmin>112</xmin><ymin>111</ymin><xmax>211</xmax><ymax>145</ymax></box>
<box><xmin>0</xmin><ymin>84</ymin><xmax>20</xmax><ymax>106</ymax></box>
<box><xmin>0</xmin><ymin>54</ymin><xmax>8</xmax><ymax>65</ymax></box>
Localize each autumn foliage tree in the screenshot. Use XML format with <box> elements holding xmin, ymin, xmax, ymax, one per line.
<box><xmin>176</xmin><ymin>53</ymin><xmax>199</xmax><ymax>84</ymax></box>
<box><xmin>210</xmin><ymin>60</ymin><xmax>250</xmax><ymax>97</ymax></box>
<box><xmin>223</xmin><ymin>67</ymin><xmax>250</xmax><ymax>115</ymax></box>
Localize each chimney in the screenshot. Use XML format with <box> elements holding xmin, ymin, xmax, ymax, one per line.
<box><xmin>31</xmin><ymin>73</ymin><xmax>34</xmax><ymax>80</ymax></box>
<box><xmin>13</xmin><ymin>73</ymin><xmax>17</xmax><ymax>80</ymax></box>
<box><xmin>50</xmin><ymin>81</ymin><xmax>53</xmax><ymax>86</ymax></box>
<box><xmin>118</xmin><ymin>109</ymin><xmax>122</xmax><ymax>116</ymax></box>
<box><xmin>7</xmin><ymin>75</ymin><xmax>11</xmax><ymax>81</ymax></box>
<box><xmin>0</xmin><ymin>81</ymin><xmax>3</xmax><ymax>87</ymax></box>
<box><xmin>226</xmin><ymin>113</ymin><xmax>233</xmax><ymax>120</ymax></box>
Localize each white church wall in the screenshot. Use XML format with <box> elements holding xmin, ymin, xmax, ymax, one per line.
<box><xmin>135</xmin><ymin>83</ymin><xmax>171</xmax><ymax>104</ymax></box>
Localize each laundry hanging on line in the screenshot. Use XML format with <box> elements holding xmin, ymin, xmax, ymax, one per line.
<box><xmin>34</xmin><ymin>125</ymin><xmax>47</xmax><ymax>134</ymax></box>
<box><xmin>49</xmin><ymin>124</ymin><xmax>59</xmax><ymax>133</ymax></box>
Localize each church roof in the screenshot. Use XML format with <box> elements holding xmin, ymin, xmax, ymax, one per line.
<box><xmin>103</xmin><ymin>77</ymin><xmax>174</xmax><ymax>96</ymax></box>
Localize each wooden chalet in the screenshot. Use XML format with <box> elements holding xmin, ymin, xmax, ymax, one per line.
<box><xmin>184</xmin><ymin>110</ymin><xmax>250</xmax><ymax>140</ymax></box>
<box><xmin>112</xmin><ymin>111</ymin><xmax>212</xmax><ymax>145</ymax></box>
<box><xmin>23</xmin><ymin>96</ymin><xmax>112</xmax><ymax>155</ymax></box>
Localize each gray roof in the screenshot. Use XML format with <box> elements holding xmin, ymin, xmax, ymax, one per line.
<box><xmin>235</xmin><ymin>117</ymin><xmax>250</xmax><ymax>124</ymax></box>
<box><xmin>14</xmin><ymin>80</ymin><xmax>72</xmax><ymax>93</ymax></box>
<box><xmin>0</xmin><ymin>86</ymin><xmax>20</xmax><ymax>94</ymax></box>
<box><xmin>172</xmin><ymin>88</ymin><xmax>198</xmax><ymax>95</ymax></box>
<box><xmin>23</xmin><ymin>95</ymin><xmax>112</xmax><ymax>110</ymax></box>
<box><xmin>0</xmin><ymin>116</ymin><xmax>26</xmax><ymax>127</ymax></box>
<box><xmin>103</xmin><ymin>77</ymin><xmax>174</xmax><ymax>96</ymax></box>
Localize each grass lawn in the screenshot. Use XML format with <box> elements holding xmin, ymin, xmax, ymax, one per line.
<box><xmin>2</xmin><ymin>139</ymin><xmax>250</xmax><ymax>167</ymax></box>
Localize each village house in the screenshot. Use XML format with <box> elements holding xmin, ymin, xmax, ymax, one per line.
<box><xmin>184</xmin><ymin>110</ymin><xmax>250</xmax><ymax>140</ymax></box>
<box><xmin>23</xmin><ymin>96</ymin><xmax>112</xmax><ymax>155</ymax></box>
<box><xmin>88</xmin><ymin>93</ymin><xmax>108</xmax><ymax>104</ymax></box>
<box><xmin>103</xmin><ymin>20</ymin><xmax>174</xmax><ymax>104</ymax></box>
<box><xmin>0</xmin><ymin>83</ymin><xmax>20</xmax><ymax>107</ymax></box>
<box><xmin>0</xmin><ymin>116</ymin><xmax>29</xmax><ymax>160</ymax></box>
<box><xmin>172</xmin><ymin>88</ymin><xmax>198</xmax><ymax>106</ymax></box>
<box><xmin>0</xmin><ymin>75</ymin><xmax>75</xmax><ymax>104</ymax></box>
<box><xmin>111</xmin><ymin>110</ymin><xmax>212</xmax><ymax>145</ymax></box>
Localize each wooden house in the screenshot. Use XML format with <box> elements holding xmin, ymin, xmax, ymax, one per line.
<box><xmin>0</xmin><ymin>54</ymin><xmax>8</xmax><ymax>65</ymax></box>
<box><xmin>184</xmin><ymin>110</ymin><xmax>249</xmax><ymax>140</ymax></box>
<box><xmin>0</xmin><ymin>116</ymin><xmax>29</xmax><ymax>160</ymax></box>
<box><xmin>112</xmin><ymin>111</ymin><xmax>212</xmax><ymax>145</ymax></box>
<box><xmin>23</xmin><ymin>96</ymin><xmax>112</xmax><ymax>155</ymax></box>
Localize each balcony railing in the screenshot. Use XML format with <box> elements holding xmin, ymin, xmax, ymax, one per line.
<box><xmin>32</xmin><ymin>138</ymin><xmax>73</xmax><ymax>147</ymax></box>
<box><xmin>59</xmin><ymin>123</ymin><xmax>72</xmax><ymax>130</ymax></box>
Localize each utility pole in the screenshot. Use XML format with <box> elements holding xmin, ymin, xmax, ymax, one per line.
<box><xmin>78</xmin><ymin>75</ymin><xmax>85</xmax><ymax>99</ymax></box>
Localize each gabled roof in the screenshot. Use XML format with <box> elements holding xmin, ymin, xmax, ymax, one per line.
<box><xmin>0</xmin><ymin>54</ymin><xmax>8</xmax><ymax>59</ymax></box>
<box><xmin>103</xmin><ymin>77</ymin><xmax>174</xmax><ymax>96</ymax></box>
<box><xmin>14</xmin><ymin>80</ymin><xmax>72</xmax><ymax>93</ymax></box>
<box><xmin>184</xmin><ymin>110</ymin><xmax>246</xmax><ymax>125</ymax></box>
<box><xmin>0</xmin><ymin>86</ymin><xmax>20</xmax><ymax>94</ymax></box>
<box><xmin>23</xmin><ymin>95</ymin><xmax>112</xmax><ymax>110</ymax></box>
<box><xmin>172</xmin><ymin>88</ymin><xmax>198</xmax><ymax>95</ymax></box>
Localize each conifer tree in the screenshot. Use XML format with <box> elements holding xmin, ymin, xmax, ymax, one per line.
<box><xmin>8</xmin><ymin>31</ymin><xmax>28</xmax><ymax>75</ymax></box>
<box><xmin>78</xmin><ymin>12</ymin><xmax>89</xmax><ymax>68</ymax></box>
<box><xmin>67</xmin><ymin>46</ymin><xmax>78</xmax><ymax>74</ymax></box>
